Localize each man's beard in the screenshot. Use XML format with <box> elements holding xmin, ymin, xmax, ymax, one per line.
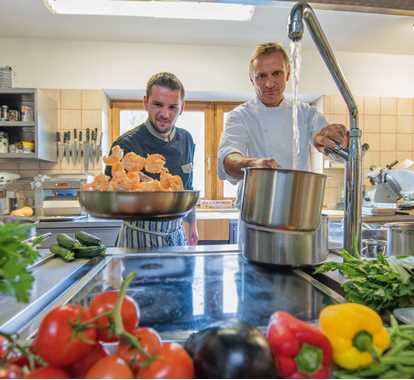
<box><xmin>153</xmin><ymin>120</ymin><xmax>172</xmax><ymax>134</ymax></box>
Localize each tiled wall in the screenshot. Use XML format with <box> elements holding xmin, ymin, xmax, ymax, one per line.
<box><xmin>0</xmin><ymin>89</ymin><xmax>110</xmax><ymax>178</ymax></box>
<box><xmin>322</xmin><ymin>95</ymin><xmax>414</xmax><ymax>209</ymax></box>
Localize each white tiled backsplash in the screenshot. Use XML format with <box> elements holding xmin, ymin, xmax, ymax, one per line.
<box><xmin>323</xmin><ymin>95</ymin><xmax>414</xmax><ymax>209</ymax></box>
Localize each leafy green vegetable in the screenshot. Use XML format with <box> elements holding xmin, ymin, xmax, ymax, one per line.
<box><xmin>315</xmin><ymin>249</ymin><xmax>414</xmax><ymax>314</ymax></box>
<box><xmin>0</xmin><ymin>223</ymin><xmax>39</xmax><ymax>303</ymax></box>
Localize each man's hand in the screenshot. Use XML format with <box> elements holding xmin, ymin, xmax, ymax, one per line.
<box><xmin>313</xmin><ymin>124</ymin><xmax>348</xmax><ymax>154</ymax></box>
<box><xmin>248</xmin><ymin>157</ymin><xmax>280</xmax><ymax>169</ymax></box>
<box><xmin>223</xmin><ymin>153</ymin><xmax>280</xmax><ymax>179</ymax></box>
<box><xmin>187</xmin><ymin>220</ymin><xmax>198</xmax><ymax>246</ymax></box>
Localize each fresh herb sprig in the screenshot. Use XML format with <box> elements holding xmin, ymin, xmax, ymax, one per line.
<box><xmin>315</xmin><ymin>249</ymin><xmax>414</xmax><ymax>314</ymax></box>
<box><xmin>0</xmin><ymin>223</ymin><xmax>39</xmax><ymax>303</ymax></box>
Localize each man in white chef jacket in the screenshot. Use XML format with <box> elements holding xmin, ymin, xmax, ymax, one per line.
<box><xmin>218</xmin><ymin>42</ymin><xmax>347</xmax><ymax>209</ymax></box>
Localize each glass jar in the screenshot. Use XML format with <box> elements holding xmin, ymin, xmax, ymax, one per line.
<box><xmin>0</xmin><ymin>132</ymin><xmax>9</xmax><ymax>153</ymax></box>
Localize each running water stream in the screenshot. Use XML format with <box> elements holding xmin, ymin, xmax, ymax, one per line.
<box><xmin>290</xmin><ymin>40</ymin><xmax>302</xmax><ymax>169</ymax></box>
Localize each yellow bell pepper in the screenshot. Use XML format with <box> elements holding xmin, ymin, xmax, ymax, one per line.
<box><xmin>319</xmin><ymin>303</ymin><xmax>390</xmax><ymax>370</ymax></box>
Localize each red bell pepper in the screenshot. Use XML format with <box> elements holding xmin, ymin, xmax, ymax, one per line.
<box><xmin>266</xmin><ymin>311</ymin><xmax>332</xmax><ymax>379</ymax></box>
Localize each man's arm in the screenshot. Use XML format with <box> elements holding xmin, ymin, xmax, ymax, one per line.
<box><xmin>223</xmin><ymin>152</ymin><xmax>279</xmax><ymax>179</ymax></box>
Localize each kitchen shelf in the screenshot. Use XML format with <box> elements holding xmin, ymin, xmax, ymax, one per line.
<box><xmin>0</xmin><ymin>88</ymin><xmax>57</xmax><ymax>162</ymax></box>
<box><xmin>0</xmin><ymin>121</ymin><xmax>35</xmax><ymax>127</ymax></box>
<box><xmin>0</xmin><ymin>152</ymin><xmax>36</xmax><ymax>159</ymax></box>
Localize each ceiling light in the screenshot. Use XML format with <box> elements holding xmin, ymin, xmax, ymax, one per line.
<box><xmin>43</xmin><ymin>0</ymin><xmax>255</xmax><ymax>21</ymax></box>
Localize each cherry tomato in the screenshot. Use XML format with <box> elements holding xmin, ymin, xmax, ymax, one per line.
<box><xmin>25</xmin><ymin>367</ymin><xmax>69</xmax><ymax>379</ymax></box>
<box><xmin>116</xmin><ymin>327</ymin><xmax>161</xmax><ymax>371</ymax></box>
<box><xmin>85</xmin><ymin>355</ymin><xmax>134</xmax><ymax>379</ymax></box>
<box><xmin>67</xmin><ymin>343</ymin><xmax>108</xmax><ymax>379</ymax></box>
<box><xmin>0</xmin><ymin>336</ymin><xmax>7</xmax><ymax>359</ymax></box>
<box><xmin>33</xmin><ymin>304</ymin><xmax>96</xmax><ymax>368</ymax></box>
<box><xmin>137</xmin><ymin>343</ymin><xmax>194</xmax><ymax>379</ymax></box>
<box><xmin>0</xmin><ymin>336</ymin><xmax>29</xmax><ymax>368</ymax></box>
<box><xmin>89</xmin><ymin>291</ymin><xmax>139</xmax><ymax>342</ymax></box>
<box><xmin>0</xmin><ymin>364</ymin><xmax>23</xmax><ymax>379</ymax></box>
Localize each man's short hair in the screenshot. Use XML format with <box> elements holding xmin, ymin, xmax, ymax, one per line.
<box><xmin>249</xmin><ymin>42</ymin><xmax>290</xmax><ymax>74</ymax></box>
<box><xmin>146</xmin><ymin>72</ymin><xmax>185</xmax><ymax>98</ymax></box>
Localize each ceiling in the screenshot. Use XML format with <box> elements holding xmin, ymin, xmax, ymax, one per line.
<box><xmin>0</xmin><ymin>0</ymin><xmax>413</xmax><ymax>55</ymax></box>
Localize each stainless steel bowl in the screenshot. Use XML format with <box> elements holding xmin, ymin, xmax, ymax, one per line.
<box><xmin>241</xmin><ymin>168</ymin><xmax>326</xmax><ymax>232</ymax></box>
<box><xmin>80</xmin><ymin>191</ymin><xmax>199</xmax><ymax>220</ymax></box>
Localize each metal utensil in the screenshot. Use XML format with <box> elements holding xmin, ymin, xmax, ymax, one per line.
<box><xmin>91</xmin><ymin>128</ymin><xmax>97</xmax><ymax>167</ymax></box>
<box><xmin>241</xmin><ymin>168</ymin><xmax>326</xmax><ymax>232</ymax></box>
<box><xmin>84</xmin><ymin>128</ymin><xmax>90</xmax><ymax>171</ymax></box>
<box><xmin>66</xmin><ymin>130</ymin><xmax>71</xmax><ymax>165</ymax></box>
<box><xmin>95</xmin><ymin>129</ymin><xmax>102</xmax><ymax>165</ymax></box>
<box><xmin>78</xmin><ymin>130</ymin><xmax>83</xmax><ymax>165</ymax></box>
<box><xmin>80</xmin><ymin>190</ymin><xmax>199</xmax><ymax>220</ymax></box>
<box><xmin>73</xmin><ymin>128</ymin><xmax>78</xmax><ymax>165</ymax></box>
<box><xmin>56</xmin><ymin>132</ymin><xmax>63</xmax><ymax>163</ymax></box>
<box><xmin>63</xmin><ymin>131</ymin><xmax>68</xmax><ymax>163</ymax></box>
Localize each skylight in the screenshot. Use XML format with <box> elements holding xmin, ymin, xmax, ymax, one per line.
<box><xmin>43</xmin><ymin>0</ymin><xmax>255</xmax><ymax>21</ymax></box>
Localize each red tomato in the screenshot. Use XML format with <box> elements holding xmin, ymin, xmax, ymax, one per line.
<box><xmin>25</xmin><ymin>367</ymin><xmax>69</xmax><ymax>379</ymax></box>
<box><xmin>67</xmin><ymin>343</ymin><xmax>108</xmax><ymax>379</ymax></box>
<box><xmin>89</xmin><ymin>291</ymin><xmax>139</xmax><ymax>342</ymax></box>
<box><xmin>137</xmin><ymin>343</ymin><xmax>194</xmax><ymax>379</ymax></box>
<box><xmin>33</xmin><ymin>304</ymin><xmax>96</xmax><ymax>368</ymax></box>
<box><xmin>85</xmin><ymin>355</ymin><xmax>134</xmax><ymax>379</ymax></box>
<box><xmin>116</xmin><ymin>327</ymin><xmax>161</xmax><ymax>371</ymax></box>
<box><xmin>0</xmin><ymin>364</ymin><xmax>23</xmax><ymax>379</ymax></box>
<box><xmin>0</xmin><ymin>336</ymin><xmax>8</xmax><ymax>360</ymax></box>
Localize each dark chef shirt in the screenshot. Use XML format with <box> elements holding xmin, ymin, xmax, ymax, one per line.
<box><xmin>105</xmin><ymin>121</ymin><xmax>195</xmax><ymax>190</ymax></box>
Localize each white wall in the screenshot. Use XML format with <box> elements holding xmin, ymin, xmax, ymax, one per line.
<box><xmin>1</xmin><ymin>37</ymin><xmax>414</xmax><ymax>99</ymax></box>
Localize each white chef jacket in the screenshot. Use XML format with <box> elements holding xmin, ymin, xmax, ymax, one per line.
<box><xmin>218</xmin><ymin>96</ymin><xmax>328</xmax><ymax>207</ymax></box>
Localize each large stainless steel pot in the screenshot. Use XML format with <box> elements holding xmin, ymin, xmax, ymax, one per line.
<box><xmin>241</xmin><ymin>168</ymin><xmax>326</xmax><ymax>232</ymax></box>
<box><xmin>386</xmin><ymin>223</ymin><xmax>414</xmax><ymax>256</ymax></box>
<box><xmin>240</xmin><ymin>215</ymin><xmax>329</xmax><ymax>266</ymax></box>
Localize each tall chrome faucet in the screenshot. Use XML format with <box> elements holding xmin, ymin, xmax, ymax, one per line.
<box><xmin>288</xmin><ymin>1</ymin><xmax>363</xmax><ymax>252</ymax></box>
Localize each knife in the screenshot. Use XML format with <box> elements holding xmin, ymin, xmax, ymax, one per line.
<box><xmin>63</xmin><ymin>131</ymin><xmax>70</xmax><ymax>164</ymax></box>
<box><xmin>90</xmin><ymin>128</ymin><xmax>96</xmax><ymax>168</ymax></box>
<box><xmin>78</xmin><ymin>130</ymin><xmax>83</xmax><ymax>166</ymax></box>
<box><xmin>84</xmin><ymin>128</ymin><xmax>90</xmax><ymax>172</ymax></box>
<box><xmin>67</xmin><ymin>130</ymin><xmax>74</xmax><ymax>166</ymax></box>
<box><xmin>56</xmin><ymin>131</ymin><xmax>62</xmax><ymax>163</ymax></box>
<box><xmin>72</xmin><ymin>128</ymin><xmax>78</xmax><ymax>166</ymax></box>
<box><xmin>95</xmin><ymin>129</ymin><xmax>102</xmax><ymax>165</ymax></box>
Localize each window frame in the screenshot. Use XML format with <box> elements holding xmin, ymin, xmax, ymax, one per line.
<box><xmin>110</xmin><ymin>100</ymin><xmax>241</xmax><ymax>200</ymax></box>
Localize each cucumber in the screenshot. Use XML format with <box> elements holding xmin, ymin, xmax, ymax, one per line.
<box><xmin>56</xmin><ymin>233</ymin><xmax>81</xmax><ymax>250</ymax></box>
<box><xmin>50</xmin><ymin>244</ymin><xmax>75</xmax><ymax>262</ymax></box>
<box><xmin>73</xmin><ymin>245</ymin><xmax>106</xmax><ymax>259</ymax></box>
<box><xmin>75</xmin><ymin>231</ymin><xmax>102</xmax><ymax>246</ymax></box>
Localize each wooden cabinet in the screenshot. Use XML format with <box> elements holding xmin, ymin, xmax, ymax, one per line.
<box><xmin>184</xmin><ymin>219</ymin><xmax>230</xmax><ymax>243</ymax></box>
<box><xmin>0</xmin><ymin>88</ymin><xmax>57</xmax><ymax>161</ymax></box>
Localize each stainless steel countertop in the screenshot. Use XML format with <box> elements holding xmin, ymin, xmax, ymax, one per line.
<box><xmin>37</xmin><ymin>216</ymin><xmax>123</xmax><ymax>228</ymax></box>
<box><xmin>1</xmin><ymin>244</ymin><xmax>343</xmax><ymax>337</ymax></box>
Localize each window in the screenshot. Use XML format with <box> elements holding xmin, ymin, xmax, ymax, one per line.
<box><xmin>111</xmin><ymin>101</ymin><xmax>240</xmax><ymax>200</ymax></box>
